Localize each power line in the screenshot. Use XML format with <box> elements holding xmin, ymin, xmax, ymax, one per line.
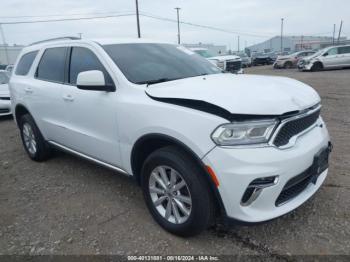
<box><xmin>140</xmin><ymin>13</ymin><xmax>273</xmax><ymax>38</ymax></box>
<box><xmin>0</xmin><ymin>13</ymin><xmax>135</xmax><ymax>25</ymax></box>
<box><xmin>0</xmin><ymin>10</ymin><xmax>135</xmax><ymax>19</ymax></box>
<box><xmin>0</xmin><ymin>11</ymin><xmax>274</xmax><ymax>38</ymax></box>
<box><xmin>0</xmin><ymin>10</ymin><xmax>337</xmax><ymax>40</ymax></box>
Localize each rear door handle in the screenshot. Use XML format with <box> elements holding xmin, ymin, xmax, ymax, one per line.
<box><xmin>62</xmin><ymin>94</ymin><xmax>74</xmax><ymax>102</ymax></box>
<box><xmin>24</xmin><ymin>87</ymin><xmax>33</xmax><ymax>93</ymax></box>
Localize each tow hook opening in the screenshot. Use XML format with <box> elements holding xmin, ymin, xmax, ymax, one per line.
<box><xmin>241</xmin><ymin>176</ymin><xmax>279</xmax><ymax>206</ymax></box>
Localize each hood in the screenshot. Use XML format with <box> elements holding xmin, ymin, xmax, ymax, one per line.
<box><xmin>209</xmin><ymin>55</ymin><xmax>241</xmax><ymax>61</ymax></box>
<box><xmin>0</xmin><ymin>83</ymin><xmax>10</xmax><ymax>97</ymax></box>
<box><xmin>277</xmin><ymin>54</ymin><xmax>292</xmax><ymax>60</ymax></box>
<box><xmin>146</xmin><ymin>73</ymin><xmax>320</xmax><ymax>117</ymax></box>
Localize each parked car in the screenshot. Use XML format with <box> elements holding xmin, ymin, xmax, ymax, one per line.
<box><xmin>191</xmin><ymin>48</ymin><xmax>243</xmax><ymax>74</ymax></box>
<box><xmin>10</xmin><ymin>37</ymin><xmax>331</xmax><ymax>236</ymax></box>
<box><xmin>298</xmin><ymin>45</ymin><xmax>350</xmax><ymax>71</ymax></box>
<box><xmin>0</xmin><ymin>64</ymin><xmax>7</xmax><ymax>70</ymax></box>
<box><xmin>0</xmin><ymin>70</ymin><xmax>11</xmax><ymax>116</ymax></box>
<box><xmin>252</xmin><ymin>53</ymin><xmax>274</xmax><ymax>66</ymax></box>
<box><xmin>274</xmin><ymin>51</ymin><xmax>316</xmax><ymax>69</ymax></box>
<box><xmin>234</xmin><ymin>52</ymin><xmax>252</xmax><ymax>67</ymax></box>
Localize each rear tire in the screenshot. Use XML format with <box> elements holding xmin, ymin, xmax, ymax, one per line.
<box><xmin>141</xmin><ymin>146</ymin><xmax>214</xmax><ymax>237</ymax></box>
<box><xmin>19</xmin><ymin>114</ymin><xmax>51</xmax><ymax>161</ymax></box>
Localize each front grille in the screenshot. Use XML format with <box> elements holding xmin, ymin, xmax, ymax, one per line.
<box><xmin>275</xmin><ymin>167</ymin><xmax>314</xmax><ymax>206</ymax></box>
<box><xmin>0</xmin><ymin>109</ymin><xmax>10</xmax><ymax>114</ymax></box>
<box><xmin>273</xmin><ymin>109</ymin><xmax>320</xmax><ymax>147</ymax></box>
<box><xmin>226</xmin><ymin>61</ymin><xmax>242</xmax><ymax>72</ymax></box>
<box><xmin>275</xmin><ymin>144</ymin><xmax>330</xmax><ymax>206</ymax></box>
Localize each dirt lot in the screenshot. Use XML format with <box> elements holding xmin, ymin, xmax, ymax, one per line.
<box><xmin>0</xmin><ymin>66</ymin><xmax>349</xmax><ymax>258</ymax></box>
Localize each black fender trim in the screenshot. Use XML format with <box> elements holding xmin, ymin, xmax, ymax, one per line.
<box><xmin>131</xmin><ymin>133</ymin><xmax>228</xmax><ymax>218</ymax></box>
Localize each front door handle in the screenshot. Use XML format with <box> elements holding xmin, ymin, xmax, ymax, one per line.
<box><xmin>24</xmin><ymin>87</ymin><xmax>33</xmax><ymax>94</ymax></box>
<box><xmin>62</xmin><ymin>94</ymin><xmax>74</xmax><ymax>102</ymax></box>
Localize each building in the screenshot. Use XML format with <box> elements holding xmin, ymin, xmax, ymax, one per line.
<box><xmin>183</xmin><ymin>43</ymin><xmax>227</xmax><ymax>56</ymax></box>
<box><xmin>247</xmin><ymin>36</ymin><xmax>348</xmax><ymax>54</ymax></box>
<box><xmin>0</xmin><ymin>44</ymin><xmax>24</xmax><ymax>65</ymax></box>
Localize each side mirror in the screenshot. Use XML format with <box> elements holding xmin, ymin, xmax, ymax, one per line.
<box><xmin>77</xmin><ymin>70</ymin><xmax>115</xmax><ymax>92</ymax></box>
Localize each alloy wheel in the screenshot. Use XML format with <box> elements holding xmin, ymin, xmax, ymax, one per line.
<box><xmin>22</xmin><ymin>123</ymin><xmax>37</xmax><ymax>155</ymax></box>
<box><xmin>149</xmin><ymin>165</ymin><xmax>192</xmax><ymax>224</ymax></box>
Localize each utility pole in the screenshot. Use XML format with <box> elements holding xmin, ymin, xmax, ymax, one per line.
<box><xmin>332</xmin><ymin>24</ymin><xmax>336</xmax><ymax>45</ymax></box>
<box><xmin>175</xmin><ymin>7</ymin><xmax>181</xmax><ymax>44</ymax></box>
<box><xmin>337</xmin><ymin>20</ymin><xmax>343</xmax><ymax>44</ymax></box>
<box><xmin>135</xmin><ymin>0</ymin><xmax>141</xmax><ymax>38</ymax></box>
<box><xmin>0</xmin><ymin>24</ymin><xmax>9</xmax><ymax>65</ymax></box>
<box><xmin>237</xmin><ymin>36</ymin><xmax>240</xmax><ymax>52</ymax></box>
<box><xmin>280</xmin><ymin>18</ymin><xmax>284</xmax><ymax>53</ymax></box>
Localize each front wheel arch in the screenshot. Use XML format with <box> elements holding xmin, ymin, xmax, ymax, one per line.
<box><xmin>311</xmin><ymin>61</ymin><xmax>324</xmax><ymax>71</ymax></box>
<box><xmin>130</xmin><ymin>133</ymin><xmax>226</xmax><ymax>217</ymax></box>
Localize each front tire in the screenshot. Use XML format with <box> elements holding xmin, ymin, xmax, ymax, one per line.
<box><xmin>141</xmin><ymin>146</ymin><xmax>214</xmax><ymax>237</ymax></box>
<box><xmin>284</xmin><ymin>61</ymin><xmax>293</xmax><ymax>69</ymax></box>
<box><xmin>311</xmin><ymin>62</ymin><xmax>323</xmax><ymax>72</ymax></box>
<box><xmin>19</xmin><ymin>114</ymin><xmax>51</xmax><ymax>161</ymax></box>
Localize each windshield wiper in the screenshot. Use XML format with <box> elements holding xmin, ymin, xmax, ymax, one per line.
<box><xmin>137</xmin><ymin>78</ymin><xmax>177</xmax><ymax>86</ymax></box>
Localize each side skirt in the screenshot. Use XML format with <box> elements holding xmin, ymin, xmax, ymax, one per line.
<box><xmin>48</xmin><ymin>141</ymin><xmax>129</xmax><ymax>176</ymax></box>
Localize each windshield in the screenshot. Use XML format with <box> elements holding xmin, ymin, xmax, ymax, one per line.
<box><xmin>193</xmin><ymin>49</ymin><xmax>212</xmax><ymax>58</ymax></box>
<box><xmin>308</xmin><ymin>49</ymin><xmax>324</xmax><ymax>59</ymax></box>
<box><xmin>237</xmin><ymin>53</ymin><xmax>247</xmax><ymax>58</ymax></box>
<box><xmin>0</xmin><ymin>72</ymin><xmax>9</xmax><ymax>84</ymax></box>
<box><xmin>103</xmin><ymin>43</ymin><xmax>221</xmax><ymax>84</ymax></box>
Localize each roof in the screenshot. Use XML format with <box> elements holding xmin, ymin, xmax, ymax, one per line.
<box><xmin>28</xmin><ymin>37</ymin><xmax>172</xmax><ymax>48</ymax></box>
<box><xmin>92</xmin><ymin>38</ymin><xmax>172</xmax><ymax>45</ymax></box>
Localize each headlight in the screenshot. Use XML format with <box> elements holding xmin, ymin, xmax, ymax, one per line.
<box><xmin>216</xmin><ymin>61</ymin><xmax>225</xmax><ymax>69</ymax></box>
<box><xmin>211</xmin><ymin>120</ymin><xmax>277</xmax><ymax>146</ymax></box>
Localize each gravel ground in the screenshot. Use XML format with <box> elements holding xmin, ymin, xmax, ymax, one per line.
<box><xmin>0</xmin><ymin>66</ymin><xmax>349</xmax><ymax>258</ymax></box>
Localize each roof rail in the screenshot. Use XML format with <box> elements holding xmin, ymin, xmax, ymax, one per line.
<box><xmin>29</xmin><ymin>36</ymin><xmax>80</xmax><ymax>46</ymax></box>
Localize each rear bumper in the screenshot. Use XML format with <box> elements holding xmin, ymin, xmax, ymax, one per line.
<box><xmin>0</xmin><ymin>99</ymin><xmax>12</xmax><ymax>116</ymax></box>
<box><xmin>202</xmin><ymin>117</ymin><xmax>330</xmax><ymax>222</ymax></box>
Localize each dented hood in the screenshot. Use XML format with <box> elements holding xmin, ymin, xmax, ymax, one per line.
<box><xmin>145</xmin><ymin>73</ymin><xmax>320</xmax><ymax>116</ymax></box>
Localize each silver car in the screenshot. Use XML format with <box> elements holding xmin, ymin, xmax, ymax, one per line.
<box><xmin>298</xmin><ymin>45</ymin><xmax>350</xmax><ymax>71</ymax></box>
<box><xmin>0</xmin><ymin>70</ymin><xmax>11</xmax><ymax>116</ymax></box>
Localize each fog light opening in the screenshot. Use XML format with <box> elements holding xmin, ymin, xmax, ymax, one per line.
<box><xmin>241</xmin><ymin>176</ymin><xmax>279</xmax><ymax>206</ymax></box>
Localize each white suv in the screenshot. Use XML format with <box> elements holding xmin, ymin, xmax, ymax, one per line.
<box><xmin>10</xmin><ymin>37</ymin><xmax>331</xmax><ymax>236</ymax></box>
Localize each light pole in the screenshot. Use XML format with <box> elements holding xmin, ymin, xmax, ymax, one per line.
<box><xmin>280</xmin><ymin>18</ymin><xmax>284</xmax><ymax>53</ymax></box>
<box><xmin>337</xmin><ymin>20</ymin><xmax>343</xmax><ymax>44</ymax></box>
<box><xmin>175</xmin><ymin>7</ymin><xmax>181</xmax><ymax>44</ymax></box>
<box><xmin>0</xmin><ymin>24</ymin><xmax>9</xmax><ymax>65</ymax></box>
<box><xmin>135</xmin><ymin>0</ymin><xmax>141</xmax><ymax>38</ymax></box>
<box><xmin>237</xmin><ymin>36</ymin><xmax>240</xmax><ymax>52</ymax></box>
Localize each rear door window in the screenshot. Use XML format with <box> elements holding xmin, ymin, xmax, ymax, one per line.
<box><xmin>15</xmin><ymin>51</ymin><xmax>38</xmax><ymax>76</ymax></box>
<box><xmin>36</xmin><ymin>47</ymin><xmax>68</xmax><ymax>83</ymax></box>
<box><xmin>69</xmin><ymin>47</ymin><xmax>113</xmax><ymax>86</ymax></box>
<box><xmin>339</xmin><ymin>46</ymin><xmax>350</xmax><ymax>54</ymax></box>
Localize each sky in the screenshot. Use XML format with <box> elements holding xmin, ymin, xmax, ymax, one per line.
<box><xmin>0</xmin><ymin>0</ymin><xmax>349</xmax><ymax>49</ymax></box>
